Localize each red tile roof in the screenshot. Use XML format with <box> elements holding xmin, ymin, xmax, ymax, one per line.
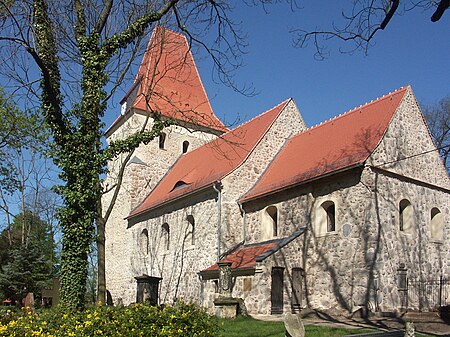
<box><xmin>200</xmin><ymin>228</ymin><xmax>306</xmax><ymax>274</ymax></box>
<box><xmin>128</xmin><ymin>100</ymin><xmax>290</xmax><ymax>218</ymax></box>
<box><xmin>202</xmin><ymin>241</ymin><xmax>280</xmax><ymax>272</ymax></box>
<box><xmin>106</xmin><ymin>27</ymin><xmax>227</xmax><ymax>135</ymax></box>
<box><xmin>240</xmin><ymin>87</ymin><xmax>408</xmax><ymax>202</ymax></box>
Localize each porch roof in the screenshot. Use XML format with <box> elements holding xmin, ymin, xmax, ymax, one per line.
<box><xmin>200</xmin><ymin>227</ymin><xmax>306</xmax><ymax>274</ymax></box>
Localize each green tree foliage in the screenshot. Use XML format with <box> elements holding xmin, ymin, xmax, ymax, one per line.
<box><xmin>0</xmin><ymin>210</ymin><xmax>56</xmax><ymax>302</ymax></box>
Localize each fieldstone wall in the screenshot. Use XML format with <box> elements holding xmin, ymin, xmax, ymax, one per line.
<box><xmin>221</xmin><ymin>100</ymin><xmax>306</xmax><ymax>249</ymax></box>
<box><xmin>368</xmin><ymin>87</ymin><xmax>449</xmax><ymax>189</ymax></box>
<box><xmin>105</xmin><ymin>99</ymin><xmax>306</xmax><ymax>307</ymax></box>
<box><xmin>238</xmin><ymin>164</ymin><xmax>448</xmax><ymax>315</ymax></box>
<box><xmin>366</xmin><ymin>170</ymin><xmax>450</xmax><ymax>312</ymax></box>
<box><xmin>128</xmin><ymin>192</ymin><xmax>219</xmax><ymax>305</ymax></box>
<box><xmin>104</xmin><ymin>110</ymin><xmax>221</xmax><ymax>305</ymax></box>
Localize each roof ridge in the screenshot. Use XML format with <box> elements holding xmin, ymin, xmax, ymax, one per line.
<box><xmin>177</xmin><ymin>99</ymin><xmax>291</xmax><ymax>162</ymax></box>
<box><xmin>305</xmin><ymin>86</ymin><xmax>407</xmax><ymax>133</ymax></box>
<box><xmin>229</xmin><ymin>99</ymin><xmax>291</xmax><ymax>131</ymax></box>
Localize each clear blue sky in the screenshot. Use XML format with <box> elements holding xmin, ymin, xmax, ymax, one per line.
<box><xmin>111</xmin><ymin>2</ymin><xmax>448</xmax><ymax>130</ymax></box>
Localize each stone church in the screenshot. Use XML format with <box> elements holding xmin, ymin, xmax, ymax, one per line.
<box><xmin>104</xmin><ymin>27</ymin><xmax>450</xmax><ymax>316</ymax></box>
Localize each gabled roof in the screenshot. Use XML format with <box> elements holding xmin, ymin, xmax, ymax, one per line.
<box><xmin>240</xmin><ymin>87</ymin><xmax>408</xmax><ymax>202</ymax></box>
<box><xmin>106</xmin><ymin>26</ymin><xmax>227</xmax><ymax>135</ymax></box>
<box><xmin>128</xmin><ymin>100</ymin><xmax>291</xmax><ymax>218</ymax></box>
<box><xmin>200</xmin><ymin>228</ymin><xmax>306</xmax><ymax>274</ymax></box>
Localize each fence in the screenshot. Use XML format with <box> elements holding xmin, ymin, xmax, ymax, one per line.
<box><xmin>405</xmin><ymin>276</ymin><xmax>450</xmax><ymax>311</ymax></box>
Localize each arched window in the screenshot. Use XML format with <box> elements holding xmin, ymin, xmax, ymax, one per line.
<box><xmin>262</xmin><ymin>206</ymin><xmax>278</xmax><ymax>240</ymax></box>
<box><xmin>159</xmin><ymin>132</ymin><xmax>166</xmax><ymax>149</ymax></box>
<box><xmin>314</xmin><ymin>200</ymin><xmax>336</xmax><ymax>236</ymax></box>
<box><xmin>430</xmin><ymin>207</ymin><xmax>443</xmax><ymax>241</ymax></box>
<box><xmin>323</xmin><ymin>201</ymin><xmax>335</xmax><ymax>232</ymax></box>
<box><xmin>161</xmin><ymin>223</ymin><xmax>170</xmax><ymax>250</ymax></box>
<box><xmin>399</xmin><ymin>199</ymin><xmax>413</xmax><ymax>234</ymax></box>
<box><xmin>140</xmin><ymin>229</ymin><xmax>149</xmax><ymax>255</ymax></box>
<box><xmin>186</xmin><ymin>215</ymin><xmax>195</xmax><ymax>245</ymax></box>
<box><xmin>182</xmin><ymin>141</ymin><xmax>189</xmax><ymax>154</ymax></box>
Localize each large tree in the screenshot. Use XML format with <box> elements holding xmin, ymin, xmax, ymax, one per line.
<box><xmin>0</xmin><ymin>0</ymin><xmax>242</xmax><ymax>309</ymax></box>
<box><xmin>292</xmin><ymin>0</ymin><xmax>449</xmax><ymax>59</ymax></box>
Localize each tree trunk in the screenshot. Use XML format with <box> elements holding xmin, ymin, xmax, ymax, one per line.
<box><xmin>96</xmin><ymin>213</ymin><xmax>106</xmax><ymax>305</ymax></box>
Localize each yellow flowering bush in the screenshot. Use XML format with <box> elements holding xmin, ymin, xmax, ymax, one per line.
<box><xmin>0</xmin><ymin>302</ymin><xmax>220</xmax><ymax>337</ymax></box>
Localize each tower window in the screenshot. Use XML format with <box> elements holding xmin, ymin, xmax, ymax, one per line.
<box><xmin>182</xmin><ymin>141</ymin><xmax>189</xmax><ymax>153</ymax></box>
<box><xmin>159</xmin><ymin>132</ymin><xmax>166</xmax><ymax>149</ymax></box>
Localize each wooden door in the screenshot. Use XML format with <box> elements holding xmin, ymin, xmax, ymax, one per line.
<box><xmin>291</xmin><ymin>268</ymin><xmax>304</xmax><ymax>313</ymax></box>
<box><xmin>271</xmin><ymin>267</ymin><xmax>284</xmax><ymax>314</ymax></box>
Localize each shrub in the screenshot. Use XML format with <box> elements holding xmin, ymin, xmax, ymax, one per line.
<box><xmin>0</xmin><ymin>302</ymin><xmax>220</xmax><ymax>336</ymax></box>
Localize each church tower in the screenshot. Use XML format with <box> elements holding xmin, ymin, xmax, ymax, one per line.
<box><xmin>104</xmin><ymin>26</ymin><xmax>227</xmax><ymax>209</ymax></box>
<box><xmin>103</xmin><ymin>27</ymin><xmax>226</xmax><ymax>303</ymax></box>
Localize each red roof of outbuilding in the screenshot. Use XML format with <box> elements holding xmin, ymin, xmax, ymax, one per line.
<box><xmin>202</xmin><ymin>241</ymin><xmax>280</xmax><ymax>272</ymax></box>
<box><xmin>200</xmin><ymin>227</ymin><xmax>307</xmax><ymax>273</ymax></box>
<box><xmin>128</xmin><ymin>100</ymin><xmax>290</xmax><ymax>218</ymax></box>
<box><xmin>106</xmin><ymin>27</ymin><xmax>227</xmax><ymax>135</ymax></box>
<box><xmin>240</xmin><ymin>87</ymin><xmax>408</xmax><ymax>202</ymax></box>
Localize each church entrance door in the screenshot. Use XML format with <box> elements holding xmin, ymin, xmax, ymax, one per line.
<box><xmin>271</xmin><ymin>267</ymin><xmax>284</xmax><ymax>314</ymax></box>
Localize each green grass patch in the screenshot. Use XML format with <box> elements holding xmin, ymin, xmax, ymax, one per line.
<box><xmin>220</xmin><ymin>316</ymin><xmax>375</xmax><ymax>337</ymax></box>
<box><xmin>220</xmin><ymin>316</ymin><xmax>435</xmax><ymax>337</ymax></box>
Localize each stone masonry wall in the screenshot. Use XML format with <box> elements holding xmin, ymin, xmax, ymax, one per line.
<box><xmin>239</xmin><ymin>165</ymin><xmax>448</xmax><ymax>315</ymax></box>
<box><xmin>241</xmin><ymin>170</ymin><xmax>373</xmax><ymax>315</ymax></box>
<box><xmin>220</xmin><ymin>100</ymin><xmax>306</xmax><ymax>249</ymax></box>
<box><xmin>368</xmin><ymin>87</ymin><xmax>449</xmax><ymax>189</ymax></box>
<box><xmin>128</xmin><ymin>192</ymin><xmax>219</xmax><ymax>305</ymax></box>
<box><xmin>104</xmin><ymin>110</ymin><xmax>220</xmax><ymax>305</ymax></box>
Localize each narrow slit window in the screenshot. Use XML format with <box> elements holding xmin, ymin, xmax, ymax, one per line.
<box><xmin>182</xmin><ymin>141</ymin><xmax>189</xmax><ymax>153</ymax></box>
<box><xmin>159</xmin><ymin>132</ymin><xmax>166</xmax><ymax>149</ymax></box>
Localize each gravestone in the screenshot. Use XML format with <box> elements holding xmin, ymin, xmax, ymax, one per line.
<box><xmin>135</xmin><ymin>275</ymin><xmax>162</xmax><ymax>305</ymax></box>
<box><xmin>218</xmin><ymin>261</ymin><xmax>232</xmax><ymax>297</ymax></box>
<box><xmin>24</xmin><ymin>292</ymin><xmax>35</xmax><ymax>312</ymax></box>
<box><xmin>284</xmin><ymin>312</ymin><xmax>305</xmax><ymax>337</ymax></box>
<box><xmin>214</xmin><ymin>261</ymin><xmax>240</xmax><ymax>318</ymax></box>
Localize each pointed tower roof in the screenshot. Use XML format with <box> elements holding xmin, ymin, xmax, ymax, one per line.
<box><xmin>240</xmin><ymin>87</ymin><xmax>408</xmax><ymax>202</ymax></box>
<box><xmin>107</xmin><ymin>26</ymin><xmax>227</xmax><ymax>135</ymax></box>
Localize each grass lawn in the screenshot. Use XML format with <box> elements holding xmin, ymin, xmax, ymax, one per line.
<box><xmin>219</xmin><ymin>316</ymin><xmax>374</xmax><ymax>337</ymax></box>
<box><xmin>220</xmin><ymin>316</ymin><xmax>435</xmax><ymax>337</ymax></box>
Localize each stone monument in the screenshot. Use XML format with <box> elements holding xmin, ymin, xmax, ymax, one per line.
<box><xmin>284</xmin><ymin>312</ymin><xmax>305</xmax><ymax>337</ymax></box>
<box><xmin>213</xmin><ymin>261</ymin><xmax>241</xmax><ymax>318</ymax></box>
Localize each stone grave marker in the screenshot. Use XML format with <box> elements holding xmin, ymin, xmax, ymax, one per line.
<box><xmin>284</xmin><ymin>312</ymin><xmax>305</xmax><ymax>337</ymax></box>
